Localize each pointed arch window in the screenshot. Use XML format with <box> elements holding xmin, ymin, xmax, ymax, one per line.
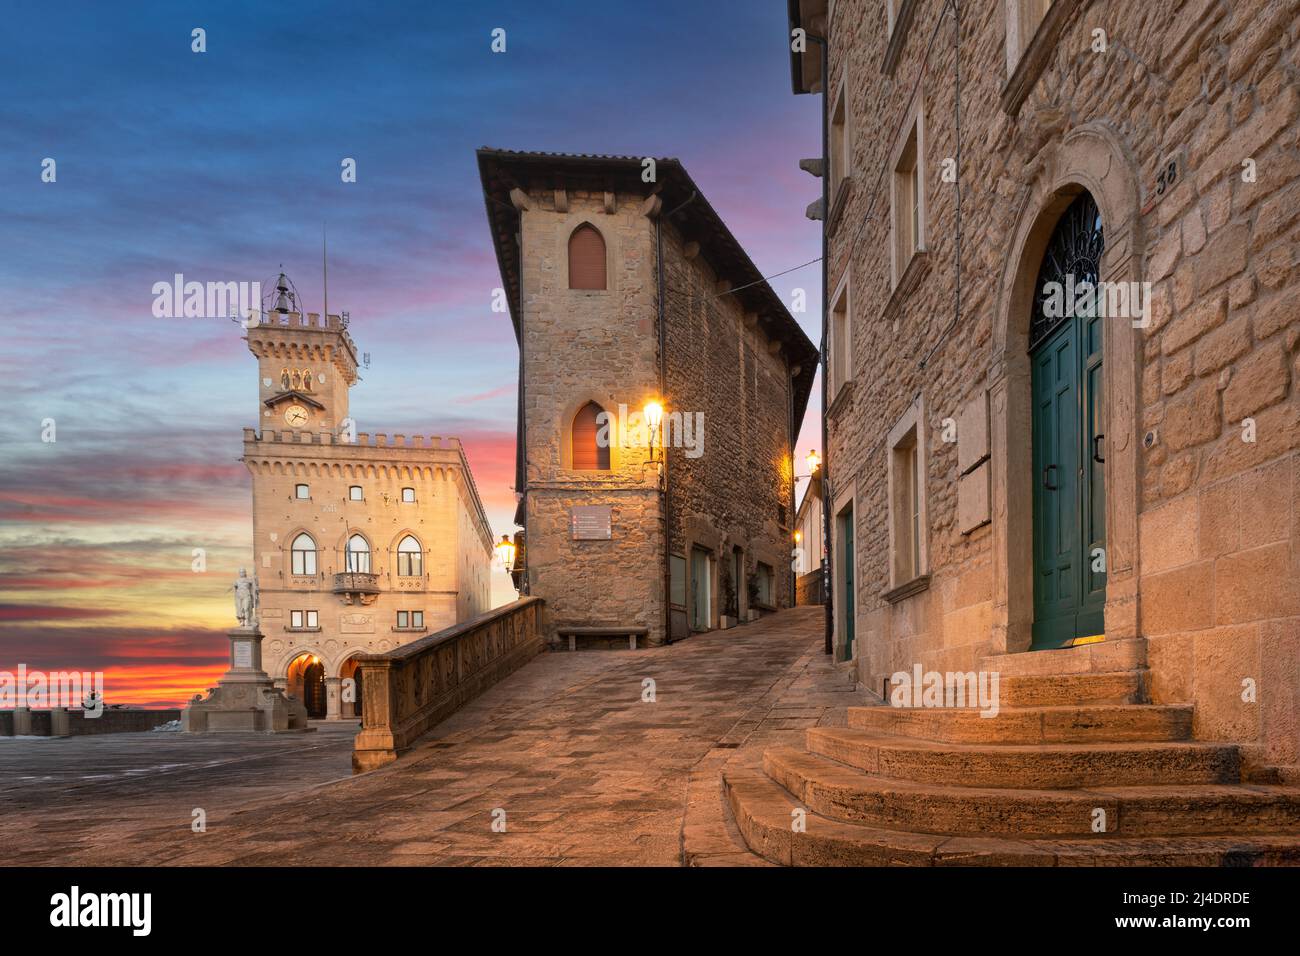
<box><xmin>568</xmin><ymin>224</ymin><xmax>607</xmax><ymax>290</ymax></box>
<box><xmin>572</xmin><ymin>401</ymin><xmax>610</xmax><ymax>471</ymax></box>
<box><xmin>291</xmin><ymin>533</ymin><xmax>317</xmax><ymax>575</ymax></box>
<box><xmin>346</xmin><ymin>534</ymin><xmax>371</xmax><ymax>573</ymax></box>
<box><xmin>397</xmin><ymin>535</ymin><xmax>422</xmax><ymax>577</ymax></box>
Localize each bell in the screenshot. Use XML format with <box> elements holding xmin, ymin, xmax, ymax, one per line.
<box><xmin>274</xmin><ymin>289</ymin><xmax>291</xmax><ymax>314</ymax></box>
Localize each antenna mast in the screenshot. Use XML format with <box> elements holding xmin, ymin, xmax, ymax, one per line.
<box><xmin>322</xmin><ymin>223</ymin><xmax>329</xmax><ymax>324</ymax></box>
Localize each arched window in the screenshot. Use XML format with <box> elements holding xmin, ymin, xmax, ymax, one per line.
<box><xmin>397</xmin><ymin>535</ymin><xmax>422</xmax><ymax>576</ymax></box>
<box><xmin>568</xmin><ymin>224</ymin><xmax>607</xmax><ymax>290</ymax></box>
<box><xmin>346</xmin><ymin>534</ymin><xmax>371</xmax><ymax>573</ymax></box>
<box><xmin>572</xmin><ymin>401</ymin><xmax>610</xmax><ymax>470</ymax></box>
<box><xmin>291</xmin><ymin>533</ymin><xmax>317</xmax><ymax>575</ymax></box>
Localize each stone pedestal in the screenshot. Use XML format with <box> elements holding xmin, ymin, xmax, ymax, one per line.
<box><xmin>182</xmin><ymin>627</ymin><xmax>309</xmax><ymax>733</ymax></box>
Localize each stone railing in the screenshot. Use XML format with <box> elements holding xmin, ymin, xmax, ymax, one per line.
<box><xmin>352</xmin><ymin>597</ymin><xmax>544</xmax><ymax>772</ymax></box>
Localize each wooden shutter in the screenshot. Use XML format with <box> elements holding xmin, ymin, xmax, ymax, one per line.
<box><xmin>568</xmin><ymin>225</ymin><xmax>607</xmax><ymax>290</ymax></box>
<box><xmin>572</xmin><ymin>402</ymin><xmax>610</xmax><ymax>470</ymax></box>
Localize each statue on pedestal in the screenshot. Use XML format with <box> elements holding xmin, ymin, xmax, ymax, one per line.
<box><xmin>231</xmin><ymin>568</ymin><xmax>259</xmax><ymax>628</ymax></box>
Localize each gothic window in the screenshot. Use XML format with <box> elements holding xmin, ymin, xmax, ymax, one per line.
<box><xmin>568</xmin><ymin>224</ymin><xmax>607</xmax><ymax>290</ymax></box>
<box><xmin>291</xmin><ymin>533</ymin><xmax>317</xmax><ymax>576</ymax></box>
<box><xmin>572</xmin><ymin>401</ymin><xmax>610</xmax><ymax>470</ymax></box>
<box><xmin>397</xmin><ymin>535</ymin><xmax>422</xmax><ymax>576</ymax></box>
<box><xmin>1029</xmin><ymin>191</ymin><xmax>1104</xmax><ymax>350</ymax></box>
<box><xmin>346</xmin><ymin>534</ymin><xmax>371</xmax><ymax>573</ymax></box>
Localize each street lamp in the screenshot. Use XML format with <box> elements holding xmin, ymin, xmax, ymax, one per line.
<box><xmin>495</xmin><ymin>534</ymin><xmax>516</xmax><ymax>570</ymax></box>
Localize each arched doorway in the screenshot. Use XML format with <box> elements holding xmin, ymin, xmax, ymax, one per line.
<box><xmin>1028</xmin><ymin>190</ymin><xmax>1107</xmax><ymax>649</ymax></box>
<box><xmin>286</xmin><ymin>653</ymin><xmax>327</xmax><ymax>719</ymax></box>
<box><xmin>340</xmin><ymin>656</ymin><xmax>365</xmax><ymax>720</ymax></box>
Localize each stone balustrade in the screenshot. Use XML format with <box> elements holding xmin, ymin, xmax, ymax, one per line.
<box><xmin>352</xmin><ymin>597</ymin><xmax>544</xmax><ymax>772</ymax></box>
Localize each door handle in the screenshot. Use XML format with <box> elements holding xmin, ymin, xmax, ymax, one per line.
<box><xmin>1042</xmin><ymin>464</ymin><xmax>1059</xmax><ymax>491</ymax></box>
<box><xmin>1093</xmin><ymin>434</ymin><xmax>1105</xmax><ymax>464</ymax></box>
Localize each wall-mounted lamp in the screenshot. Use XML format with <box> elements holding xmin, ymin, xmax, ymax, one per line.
<box><xmin>495</xmin><ymin>534</ymin><xmax>516</xmax><ymax>570</ymax></box>
<box><xmin>644</xmin><ymin>400</ymin><xmax>665</xmax><ymax>463</ymax></box>
<box><xmin>795</xmin><ymin>449</ymin><xmax>821</xmax><ymax>483</ymax></box>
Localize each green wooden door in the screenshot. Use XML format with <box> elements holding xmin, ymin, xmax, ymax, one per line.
<box><xmin>840</xmin><ymin>508</ymin><xmax>854</xmax><ymax>660</ymax></box>
<box><xmin>1031</xmin><ymin>310</ymin><xmax>1106</xmax><ymax>649</ymax></box>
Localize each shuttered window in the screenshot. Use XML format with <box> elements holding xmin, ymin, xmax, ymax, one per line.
<box><xmin>568</xmin><ymin>224</ymin><xmax>607</xmax><ymax>290</ymax></box>
<box><xmin>572</xmin><ymin>401</ymin><xmax>610</xmax><ymax>470</ymax></box>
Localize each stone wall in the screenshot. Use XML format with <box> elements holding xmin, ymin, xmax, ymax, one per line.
<box><xmin>661</xmin><ymin>220</ymin><xmax>798</xmax><ymax>625</ymax></box>
<box><xmin>821</xmin><ymin>0</ymin><xmax>1298</xmax><ymax>765</ymax></box>
<box><xmin>0</xmin><ymin>708</ymin><xmax>181</xmax><ymax>736</ymax></box>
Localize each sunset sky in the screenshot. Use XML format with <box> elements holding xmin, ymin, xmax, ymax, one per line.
<box><xmin>0</xmin><ymin>0</ymin><xmax>823</xmax><ymax>706</ymax></box>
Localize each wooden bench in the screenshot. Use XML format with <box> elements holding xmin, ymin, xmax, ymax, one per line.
<box><xmin>557</xmin><ymin>626</ymin><xmax>649</xmax><ymax>651</ymax></box>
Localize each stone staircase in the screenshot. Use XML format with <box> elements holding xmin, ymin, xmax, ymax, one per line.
<box><xmin>723</xmin><ymin>638</ymin><xmax>1300</xmax><ymax>865</ymax></box>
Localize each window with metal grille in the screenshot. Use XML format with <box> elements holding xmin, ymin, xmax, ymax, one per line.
<box><xmin>568</xmin><ymin>224</ymin><xmax>607</xmax><ymax>290</ymax></box>
<box><xmin>571</xmin><ymin>401</ymin><xmax>610</xmax><ymax>470</ymax></box>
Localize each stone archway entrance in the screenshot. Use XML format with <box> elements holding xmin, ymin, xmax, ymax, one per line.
<box><xmin>990</xmin><ymin>122</ymin><xmax>1143</xmax><ymax>656</ymax></box>
<box><xmin>1028</xmin><ymin>190</ymin><xmax>1108</xmax><ymax>649</ymax></box>
<box><xmin>341</xmin><ymin>656</ymin><xmax>365</xmax><ymax>719</ymax></box>
<box><xmin>287</xmin><ymin>653</ymin><xmax>327</xmax><ymax>719</ymax></box>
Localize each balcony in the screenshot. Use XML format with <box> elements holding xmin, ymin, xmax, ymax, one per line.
<box><xmin>333</xmin><ymin>572</ymin><xmax>380</xmax><ymax>605</ymax></box>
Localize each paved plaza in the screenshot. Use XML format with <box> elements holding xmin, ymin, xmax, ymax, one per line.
<box><xmin>0</xmin><ymin>608</ymin><xmax>867</xmax><ymax>866</ymax></box>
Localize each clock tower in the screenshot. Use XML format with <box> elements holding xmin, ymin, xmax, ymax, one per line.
<box><xmin>244</xmin><ymin>272</ymin><xmax>358</xmax><ymax>435</ymax></box>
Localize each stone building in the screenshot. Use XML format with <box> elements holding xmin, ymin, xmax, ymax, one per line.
<box><xmin>241</xmin><ymin>285</ymin><xmax>493</xmax><ymax>719</ymax></box>
<box><xmin>719</xmin><ymin>0</ymin><xmax>1300</xmax><ymax>863</ymax></box>
<box><xmin>794</xmin><ymin>471</ymin><xmax>826</xmax><ymax>605</ymax></box>
<box><xmin>478</xmin><ymin>149</ymin><xmax>819</xmax><ymax>647</ymax></box>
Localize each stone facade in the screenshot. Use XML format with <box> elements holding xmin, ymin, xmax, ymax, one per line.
<box><xmin>478</xmin><ymin>150</ymin><xmax>819</xmax><ymax>647</ymax></box>
<box><xmin>791</xmin><ymin>0</ymin><xmax>1300</xmax><ymax>768</ymax></box>
<box><xmin>243</xmin><ymin>308</ymin><xmax>493</xmax><ymax>718</ymax></box>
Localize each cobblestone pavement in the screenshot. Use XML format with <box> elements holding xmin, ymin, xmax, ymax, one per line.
<box><xmin>0</xmin><ymin>607</ymin><xmax>867</xmax><ymax>866</ymax></box>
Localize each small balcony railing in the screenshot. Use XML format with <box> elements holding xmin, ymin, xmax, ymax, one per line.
<box><xmin>333</xmin><ymin>572</ymin><xmax>380</xmax><ymax>595</ymax></box>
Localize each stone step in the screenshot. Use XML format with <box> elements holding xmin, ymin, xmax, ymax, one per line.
<box><xmin>981</xmin><ymin>638</ymin><xmax>1146</xmax><ymax>677</ymax></box>
<box><xmin>807</xmin><ymin>726</ymin><xmax>1241</xmax><ymax>789</ymax></box>
<box><xmin>998</xmin><ymin>671</ymin><xmax>1147</xmax><ymax>707</ymax></box>
<box><xmin>764</xmin><ymin>746</ymin><xmax>1300</xmax><ymax>837</ymax></box>
<box><xmin>847</xmin><ymin>702</ymin><xmax>1193</xmax><ymax>745</ymax></box>
<box><xmin>723</xmin><ymin>767</ymin><xmax>1300</xmax><ymax>866</ymax></box>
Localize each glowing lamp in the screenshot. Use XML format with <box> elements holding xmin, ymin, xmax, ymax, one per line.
<box><xmin>643</xmin><ymin>401</ymin><xmax>664</xmax><ymax>431</ymax></box>
<box><xmin>806</xmin><ymin>449</ymin><xmax>821</xmax><ymax>474</ymax></box>
<box><xmin>495</xmin><ymin>534</ymin><xmax>516</xmax><ymax>569</ymax></box>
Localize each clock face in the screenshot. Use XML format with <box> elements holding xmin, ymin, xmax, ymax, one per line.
<box><xmin>284</xmin><ymin>404</ymin><xmax>309</xmax><ymax>427</ymax></box>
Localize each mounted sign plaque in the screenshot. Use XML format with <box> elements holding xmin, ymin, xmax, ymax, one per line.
<box><xmin>571</xmin><ymin>505</ymin><xmax>612</xmax><ymax>540</ymax></box>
